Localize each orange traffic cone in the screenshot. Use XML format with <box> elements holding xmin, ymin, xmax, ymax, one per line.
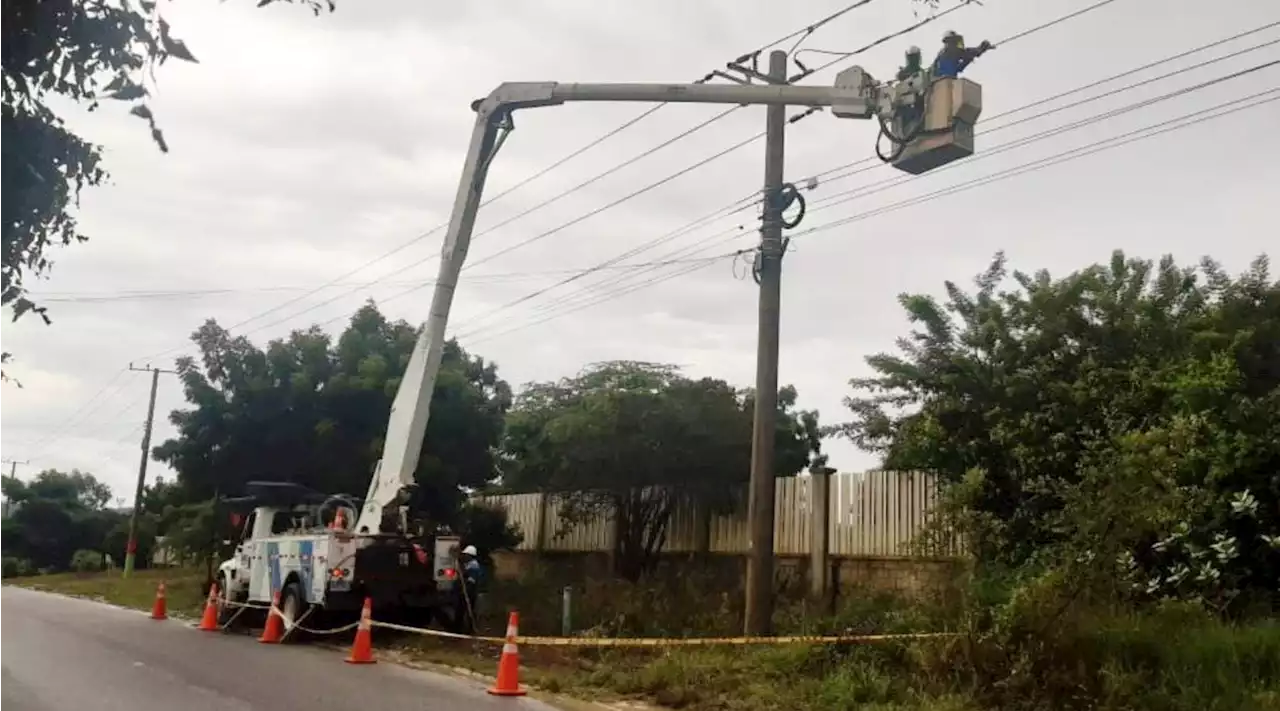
<box><xmin>344</xmin><ymin>597</ymin><xmax>376</xmax><ymax>664</ymax></box>
<box><xmin>197</xmin><ymin>582</ymin><xmax>220</xmax><ymax>631</ymax></box>
<box><xmin>487</xmin><ymin>610</ymin><xmax>526</xmax><ymax>697</ymax></box>
<box><xmin>150</xmin><ymin>581</ymin><xmax>168</xmax><ymax>620</ymax></box>
<box><xmin>258</xmin><ymin>591</ymin><xmax>284</xmax><ymax>644</ymax></box>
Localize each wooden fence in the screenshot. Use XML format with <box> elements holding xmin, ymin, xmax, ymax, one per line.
<box><xmin>474</xmin><ymin>470</ymin><xmax>959</xmax><ymax>559</ymax></box>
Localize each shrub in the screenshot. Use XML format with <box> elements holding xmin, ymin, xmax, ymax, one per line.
<box><xmin>2</xmin><ymin>556</ymin><xmax>35</xmax><ymax>578</ymax></box>
<box><xmin>69</xmin><ymin>549</ymin><xmax>104</xmax><ymax>573</ymax></box>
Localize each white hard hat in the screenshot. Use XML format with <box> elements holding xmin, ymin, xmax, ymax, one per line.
<box><xmin>461</xmin><ymin>545</ymin><xmax>478</xmax><ymax>556</ymax></box>
<box><xmin>907</xmin><ymin>45</ymin><xmax>921</xmax><ymax>56</ymax></box>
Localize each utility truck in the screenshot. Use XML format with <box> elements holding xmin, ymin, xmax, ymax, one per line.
<box><xmin>216</xmin><ymin>482</ymin><xmax>465</xmax><ymax>633</ymax></box>
<box><xmin>216</xmin><ymin>305</ymin><xmax>475</xmax><ymax>633</ymax></box>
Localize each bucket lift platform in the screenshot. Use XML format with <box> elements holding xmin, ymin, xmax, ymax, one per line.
<box><xmin>891</xmin><ymin>77</ymin><xmax>983</xmax><ymax>175</ymax></box>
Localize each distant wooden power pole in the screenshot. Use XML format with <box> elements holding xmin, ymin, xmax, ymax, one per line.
<box><xmin>0</xmin><ymin>458</ymin><xmax>27</xmax><ymax>514</ymax></box>
<box><xmin>123</xmin><ymin>363</ymin><xmax>177</xmax><ymax>577</ymax></box>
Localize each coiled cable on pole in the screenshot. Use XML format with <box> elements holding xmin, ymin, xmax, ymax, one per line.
<box><xmin>777</xmin><ymin>182</ymin><xmax>807</xmax><ymax>230</ymax></box>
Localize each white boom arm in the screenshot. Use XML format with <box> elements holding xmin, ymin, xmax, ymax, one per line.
<box><xmin>356</xmin><ymin>69</ymin><xmax>942</xmax><ymax>535</ymax></box>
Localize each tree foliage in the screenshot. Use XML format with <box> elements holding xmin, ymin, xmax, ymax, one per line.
<box><xmin>834</xmin><ymin>251</ymin><xmax>1280</xmax><ymax>610</ymax></box>
<box><xmin>154</xmin><ymin>301</ymin><xmax>515</xmax><ymax>529</ymax></box>
<box><xmin>1</xmin><ymin>0</ymin><xmax>331</xmax><ymax>379</ymax></box>
<box><xmin>502</xmin><ymin>361</ymin><xmax>826</xmax><ymax>580</ymax></box>
<box><xmin>1</xmin><ymin>468</ymin><xmax>122</xmax><ymax>572</ymax></box>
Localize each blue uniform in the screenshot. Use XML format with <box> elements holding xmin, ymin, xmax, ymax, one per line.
<box><xmin>933</xmin><ymin>43</ymin><xmax>991</xmax><ymax>79</ymax></box>
<box><xmin>463</xmin><ymin>558</ymin><xmax>484</xmax><ymax>588</ymax></box>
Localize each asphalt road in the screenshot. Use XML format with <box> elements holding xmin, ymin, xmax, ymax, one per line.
<box><xmin>1</xmin><ymin>586</ymin><xmax>556</xmax><ymax>711</ymax></box>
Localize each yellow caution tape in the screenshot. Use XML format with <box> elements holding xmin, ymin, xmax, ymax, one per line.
<box><xmin>369</xmin><ymin>619</ymin><xmax>956</xmax><ymax>647</ymax></box>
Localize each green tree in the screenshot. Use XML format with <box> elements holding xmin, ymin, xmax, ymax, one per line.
<box><xmin>833</xmin><ymin>251</ymin><xmax>1279</xmax><ymax>609</ymax></box>
<box><xmin>1</xmin><ymin>0</ymin><xmax>331</xmax><ymax>384</ymax></box>
<box><xmin>1</xmin><ymin>468</ymin><xmax>122</xmax><ymax>571</ymax></box>
<box><xmin>153</xmin><ymin>301</ymin><xmax>514</xmax><ymax>529</ymax></box>
<box><xmin>502</xmin><ymin>361</ymin><xmax>825</xmax><ymax>580</ymax></box>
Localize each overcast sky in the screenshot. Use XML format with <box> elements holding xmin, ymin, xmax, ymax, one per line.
<box><xmin>2</xmin><ymin>0</ymin><xmax>1276</xmax><ymax>504</ymax></box>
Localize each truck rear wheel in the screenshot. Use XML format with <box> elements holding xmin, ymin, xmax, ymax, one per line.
<box><xmin>216</xmin><ymin>573</ymin><xmax>235</xmax><ymax>626</ymax></box>
<box><xmin>278</xmin><ymin>581</ymin><xmax>307</xmax><ymax>643</ymax></box>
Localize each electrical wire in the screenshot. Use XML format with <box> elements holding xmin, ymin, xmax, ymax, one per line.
<box><xmin>792</xmin><ymin>0</ymin><xmax>982</xmax><ymax>79</ymax></box>
<box><xmin>22</xmin><ymin>370</ymin><xmax>145</xmax><ymax>463</ymax></box>
<box><xmin>459</xmin><ymin>89</ymin><xmax>1278</xmax><ymax>344</ymax></box>
<box><xmin>803</xmin><ymin>25</ymin><xmax>1280</xmax><ymax>188</ymax></box>
<box><xmin>233</xmin><ymin>131</ymin><xmax>767</xmax><ymax>339</ymax></box>
<box><xmin>233</xmin><ymin>4</ymin><xmax>962</xmax><ymax>330</ymax></box>
<box><xmin>787</xmin><ymin>89</ymin><xmax>1280</xmax><ymax>241</ymax></box>
<box><xmin>807</xmin><ymin>58</ymin><xmax>1280</xmax><ymax>211</ymax></box>
<box><xmin>994</xmin><ymin>0</ymin><xmax>1123</xmax><ymax>46</ymax></box>
<box><xmin>462</xmin><ymin>20</ymin><xmax>1239</xmax><ymax>332</ymax></box>
<box><xmin>119</xmin><ymin>1</ymin><xmax>904</xmax><ymax>367</ymax></box>
<box><xmin>11</xmin><ymin>2</ymin><xmax>1144</xmax><ymax>452</ymax></box>
<box><xmin>472</xmin><ymin>29</ymin><xmax>1262</xmax><ymax>328</ymax></box>
<box><xmin>25</xmin><ymin>260</ymin><xmax>740</xmax><ymax>304</ymax></box>
<box><xmin>784</xmin><ymin>0</ymin><xmax>879</xmax><ymax>56</ymax></box>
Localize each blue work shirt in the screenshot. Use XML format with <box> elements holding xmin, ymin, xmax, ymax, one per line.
<box><xmin>463</xmin><ymin>558</ymin><xmax>485</xmax><ymax>588</ymax></box>
<box><xmin>934</xmin><ymin>55</ymin><xmax>963</xmax><ymax>78</ymax></box>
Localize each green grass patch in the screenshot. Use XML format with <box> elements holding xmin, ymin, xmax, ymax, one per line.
<box><xmin>5</xmin><ymin>567</ymin><xmax>208</xmax><ymax>618</ymax></box>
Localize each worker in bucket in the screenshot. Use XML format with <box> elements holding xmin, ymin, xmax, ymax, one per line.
<box><xmin>896</xmin><ymin>45</ymin><xmax>924</xmax><ymax>82</ymax></box>
<box><xmin>933</xmin><ymin>30</ymin><xmax>994</xmax><ymax>78</ymax></box>
<box><xmin>457</xmin><ymin>544</ymin><xmax>485</xmax><ymax>633</ymax></box>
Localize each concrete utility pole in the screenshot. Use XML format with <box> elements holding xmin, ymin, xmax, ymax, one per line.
<box><xmin>744</xmin><ymin>50</ymin><xmax>788</xmax><ymax>637</ymax></box>
<box><xmin>123</xmin><ymin>363</ymin><xmax>176</xmax><ymax>578</ymax></box>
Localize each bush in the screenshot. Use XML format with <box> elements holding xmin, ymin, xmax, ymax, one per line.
<box><xmin>69</xmin><ymin>549</ymin><xmax>104</xmax><ymax>573</ymax></box>
<box><xmin>2</xmin><ymin>556</ymin><xmax>35</xmax><ymax>578</ymax></box>
<box><xmin>454</xmin><ymin>502</ymin><xmax>523</xmax><ymax>563</ymax></box>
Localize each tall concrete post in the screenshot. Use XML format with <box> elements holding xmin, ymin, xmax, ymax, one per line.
<box><xmin>744</xmin><ymin>49</ymin><xmax>789</xmax><ymax>637</ymax></box>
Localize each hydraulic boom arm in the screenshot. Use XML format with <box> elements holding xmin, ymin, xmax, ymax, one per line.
<box><xmin>356</xmin><ymin>67</ymin><xmax>981</xmax><ymax>535</ymax></box>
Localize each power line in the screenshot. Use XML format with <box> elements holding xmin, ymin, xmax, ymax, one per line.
<box><xmin>259</xmin><ymin>2</ymin><xmax>981</xmax><ymax>333</ymax></box>
<box><xmin>17</xmin><ymin>2</ymin><xmax>1118</xmax><ymax>449</ymax></box>
<box><xmin>466</xmin><ymin>255</ymin><xmax>734</xmax><ymax>347</ymax></box>
<box><xmin>465</xmin><ymin>17</ymin><xmax>1248</xmax><ymax>328</ymax></box>
<box><xmin>801</xmin><ymin>21</ymin><xmax>1280</xmax><ymax>187</ymax></box>
<box><xmin>25</xmin><ymin>259</ymin><xmax>736</xmax><ymax>304</ymax></box>
<box><xmin>460</xmin><ymin>89</ymin><xmax>1278</xmax><ymax>345</ymax></box>
<box><xmin>807</xmin><ymin>57</ymin><xmax>1280</xmax><ymax>211</ymax></box>
<box><xmin>361</xmin><ymin>7</ymin><xmax>1033</xmax><ymax>334</ymax></box>
<box><xmin>196</xmin><ymin>2</ymin><xmax>890</xmax><ymax>334</ymax></box>
<box><xmin>788</xmin><ymin>89</ymin><xmax>1280</xmax><ymax>241</ymax></box>
<box><xmin>793</xmin><ymin>0</ymin><xmax>979</xmax><ymax>79</ymax></box>
<box><xmin>123</xmin><ymin>2</ymin><xmax>901</xmax><ymax>365</ymax></box>
<box><xmin>595</xmin><ymin>2</ymin><xmax>1178</xmax><ymax>267</ymax></box>
<box><xmin>995</xmin><ymin>0</ymin><xmax>1123</xmax><ymax>46</ymax></box>
<box><xmin>16</xmin><ymin>368</ymin><xmax>132</xmax><ymax>454</ymax></box>
<box><xmin>22</xmin><ymin>370</ymin><xmax>147</xmax><ymax>463</ymax></box>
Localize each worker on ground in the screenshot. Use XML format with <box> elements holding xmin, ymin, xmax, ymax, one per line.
<box><xmin>933</xmin><ymin>30</ymin><xmax>994</xmax><ymax>79</ymax></box>
<box><xmin>896</xmin><ymin>45</ymin><xmax>924</xmax><ymax>82</ymax></box>
<box><xmin>457</xmin><ymin>544</ymin><xmax>484</xmax><ymax>633</ymax></box>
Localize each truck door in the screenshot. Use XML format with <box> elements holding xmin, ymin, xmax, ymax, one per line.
<box><xmin>246</xmin><ymin>507</ymin><xmax>277</xmax><ymax>601</ymax></box>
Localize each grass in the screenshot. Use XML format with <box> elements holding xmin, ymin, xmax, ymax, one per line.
<box><xmin>8</xmin><ymin>568</ymin><xmax>1280</xmax><ymax>711</ymax></box>
<box><xmin>7</xmin><ymin>567</ymin><xmax>208</xmax><ymax>617</ymax></box>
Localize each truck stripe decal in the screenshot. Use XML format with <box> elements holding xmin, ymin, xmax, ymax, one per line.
<box><xmin>267</xmin><ymin>541</ymin><xmax>281</xmax><ymax>594</ymax></box>
<box><xmin>298</xmin><ymin>540</ymin><xmax>314</xmax><ymax>601</ymax></box>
